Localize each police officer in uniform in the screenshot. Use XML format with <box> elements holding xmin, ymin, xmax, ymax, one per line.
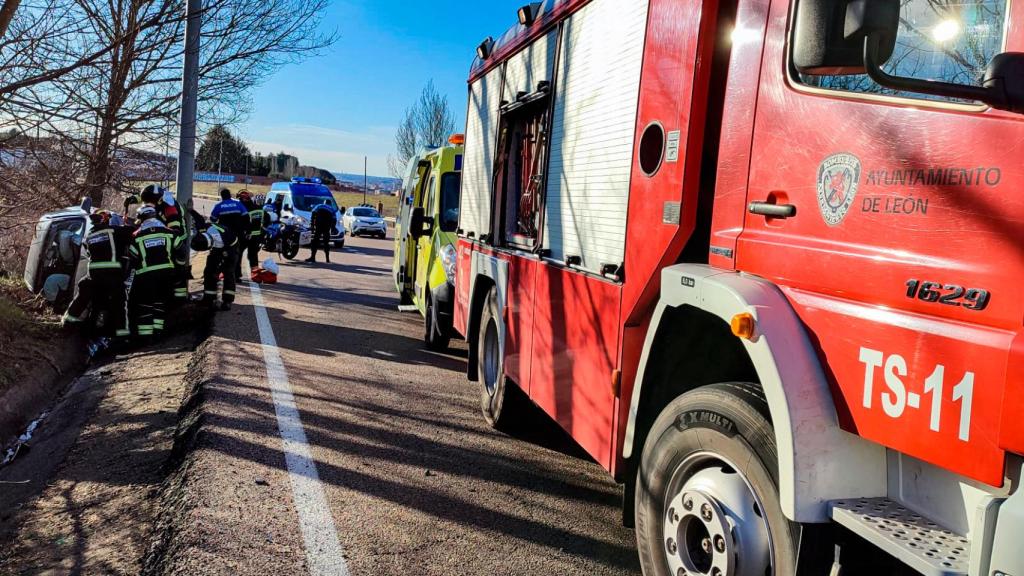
<box><xmin>127</xmin><ymin>206</ymin><xmax>183</xmax><ymax>339</ymax></box>
<box><xmin>211</xmin><ymin>188</ymin><xmax>248</xmax><ymax>281</ymax></box>
<box><xmin>306</xmin><ymin>202</ymin><xmax>338</xmax><ymax>264</ymax></box>
<box><xmin>63</xmin><ymin>211</ymin><xmax>134</xmax><ymax>345</ymax></box>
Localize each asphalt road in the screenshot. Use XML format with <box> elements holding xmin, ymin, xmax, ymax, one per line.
<box><xmin>184</xmin><ymin>198</ymin><xmax>641</xmax><ymax>575</ymax></box>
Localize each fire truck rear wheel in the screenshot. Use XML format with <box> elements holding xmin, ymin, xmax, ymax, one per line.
<box><xmin>635</xmin><ymin>383</ymin><xmax>797</xmax><ymax>576</ymax></box>
<box><xmin>478</xmin><ymin>287</ymin><xmax>511</xmax><ymax>429</ymax></box>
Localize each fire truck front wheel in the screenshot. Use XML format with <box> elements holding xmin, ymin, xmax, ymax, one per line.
<box><xmin>635</xmin><ymin>383</ymin><xmax>797</xmax><ymax>576</ymax></box>
<box><xmin>478</xmin><ymin>288</ymin><xmax>512</xmax><ymax>429</ymax></box>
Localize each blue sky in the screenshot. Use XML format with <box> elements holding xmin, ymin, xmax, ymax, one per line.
<box><xmin>239</xmin><ymin>0</ymin><xmax>523</xmax><ymax>177</ymax></box>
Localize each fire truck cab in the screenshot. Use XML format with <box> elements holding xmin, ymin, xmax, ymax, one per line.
<box><xmin>453</xmin><ymin>0</ymin><xmax>1024</xmax><ymax>574</ymax></box>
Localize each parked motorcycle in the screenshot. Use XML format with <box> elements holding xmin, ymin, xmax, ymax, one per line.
<box><xmin>263</xmin><ymin>214</ymin><xmax>311</xmax><ymax>261</ymax></box>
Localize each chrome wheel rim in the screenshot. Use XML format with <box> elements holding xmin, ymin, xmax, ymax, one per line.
<box><xmin>662</xmin><ymin>453</ymin><xmax>774</xmax><ymax>576</ymax></box>
<box><xmin>482</xmin><ymin>318</ymin><xmax>499</xmax><ymax>396</ymax></box>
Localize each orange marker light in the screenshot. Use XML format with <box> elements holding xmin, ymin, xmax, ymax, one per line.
<box><xmin>448</xmin><ymin>133</ymin><xmax>466</xmax><ymax>145</ymax></box>
<box><xmin>731</xmin><ymin>313</ymin><xmax>756</xmax><ymax>340</ymax></box>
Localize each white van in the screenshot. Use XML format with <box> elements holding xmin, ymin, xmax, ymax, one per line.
<box><xmin>266</xmin><ymin>178</ymin><xmax>345</xmax><ymax>248</ymax></box>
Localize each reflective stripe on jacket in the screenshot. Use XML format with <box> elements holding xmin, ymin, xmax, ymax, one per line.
<box><xmin>86</xmin><ymin>228</ymin><xmax>121</xmax><ymax>271</ymax></box>
<box><xmin>128</xmin><ymin>229</ymin><xmax>183</xmax><ymax>275</ymax></box>
<box><xmin>248</xmin><ymin>209</ymin><xmax>265</xmax><ymax>237</ymax></box>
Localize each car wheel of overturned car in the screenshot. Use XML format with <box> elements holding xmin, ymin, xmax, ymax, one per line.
<box><xmin>424</xmin><ymin>293</ymin><xmax>450</xmax><ymax>352</ymax></box>
<box><xmin>478</xmin><ymin>287</ymin><xmax>513</xmax><ymax>429</ymax></box>
<box><xmin>635</xmin><ymin>383</ymin><xmax>797</xmax><ymax>576</ymax></box>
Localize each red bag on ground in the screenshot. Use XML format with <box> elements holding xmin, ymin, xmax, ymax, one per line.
<box><xmin>250</xmin><ymin>268</ymin><xmax>278</xmax><ymax>284</ymax></box>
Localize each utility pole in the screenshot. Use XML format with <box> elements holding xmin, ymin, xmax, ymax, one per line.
<box><xmin>363</xmin><ymin>156</ymin><xmax>367</xmax><ymax>205</ymax></box>
<box><xmin>175</xmin><ymin>0</ymin><xmax>201</xmax><ymax>212</ymax></box>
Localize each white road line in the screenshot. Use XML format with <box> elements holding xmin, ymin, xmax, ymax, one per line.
<box><xmin>249</xmin><ymin>283</ymin><xmax>350</xmax><ymax>576</ymax></box>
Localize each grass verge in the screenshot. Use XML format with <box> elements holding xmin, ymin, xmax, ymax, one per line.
<box><xmin>0</xmin><ymin>275</ymin><xmax>62</xmax><ymax>398</ymax></box>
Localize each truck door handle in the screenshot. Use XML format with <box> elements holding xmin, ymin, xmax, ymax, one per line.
<box><xmin>748</xmin><ymin>201</ymin><xmax>797</xmax><ymax>218</ymax></box>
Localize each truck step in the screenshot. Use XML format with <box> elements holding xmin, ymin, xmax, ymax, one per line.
<box><xmin>830</xmin><ymin>498</ymin><xmax>970</xmax><ymax>576</ymax></box>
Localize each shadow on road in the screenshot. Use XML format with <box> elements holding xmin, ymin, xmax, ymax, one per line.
<box><xmin>197</xmin><ymin>353</ymin><xmax>640</xmax><ymax>572</ymax></box>
<box><xmin>337</xmin><ymin>243</ymin><xmax>394</xmax><ymax>259</ymax></box>
<box><xmin>223</xmin><ymin>299</ymin><xmax>469</xmax><ymax>378</ymax></box>
<box><xmin>286</xmin><ymin>260</ymin><xmax>390</xmax><ymax>278</ymax></box>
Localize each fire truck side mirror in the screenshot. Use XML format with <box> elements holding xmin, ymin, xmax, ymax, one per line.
<box><xmin>796</xmin><ymin>0</ymin><xmax>1024</xmax><ymax>113</ymax></box>
<box><xmin>792</xmin><ymin>0</ymin><xmax>897</xmax><ymax>75</ymax></box>
<box><xmin>983</xmin><ymin>53</ymin><xmax>1024</xmax><ymax>114</ymax></box>
<box><xmin>861</xmin><ymin>31</ymin><xmax>1024</xmax><ymax>112</ymax></box>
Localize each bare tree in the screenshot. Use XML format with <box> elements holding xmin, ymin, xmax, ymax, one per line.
<box><xmin>414</xmin><ymin>80</ymin><xmax>457</xmax><ymax>149</ymax></box>
<box><xmin>389</xmin><ymin>80</ymin><xmax>457</xmax><ymax>179</ymax></box>
<box><xmin>388</xmin><ymin>107</ymin><xmax>417</xmax><ymax>178</ymax></box>
<box><xmin>0</xmin><ymin>0</ymin><xmax>335</xmax><ymax>272</ymax></box>
<box><xmin>5</xmin><ymin>0</ymin><xmax>337</xmax><ymax>205</ymax></box>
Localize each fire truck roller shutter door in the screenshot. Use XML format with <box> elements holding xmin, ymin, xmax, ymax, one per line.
<box><xmin>460</xmin><ymin>67</ymin><xmax>503</xmax><ymax>241</ymax></box>
<box><xmin>543</xmin><ymin>0</ymin><xmax>650</xmax><ymax>273</ymax></box>
<box><xmin>502</xmin><ymin>28</ymin><xmax>558</xmax><ymax>102</ymax></box>
<box><xmin>625</xmin><ymin>264</ymin><xmax>887</xmax><ymax>523</ymax></box>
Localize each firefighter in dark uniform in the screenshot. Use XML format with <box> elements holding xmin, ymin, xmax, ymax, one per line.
<box><xmin>140</xmin><ymin>184</ymin><xmax>185</xmax><ymax>233</ymax></box>
<box><xmin>237</xmin><ymin>190</ymin><xmax>265</xmax><ymax>276</ymax></box>
<box><xmin>127</xmin><ymin>206</ymin><xmax>183</xmax><ymax>339</ymax></box>
<box><xmin>63</xmin><ymin>211</ymin><xmax>134</xmax><ymax>344</ymax></box>
<box><xmin>306</xmin><ymin>202</ymin><xmax>338</xmax><ymax>264</ymax></box>
<box><xmin>195</xmin><ymin>219</ymin><xmax>239</xmax><ymax>311</ymax></box>
<box><xmin>141</xmin><ymin>184</ymin><xmax>189</xmax><ymax>301</ymax></box>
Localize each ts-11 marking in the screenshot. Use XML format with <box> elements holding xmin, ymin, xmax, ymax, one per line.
<box><xmin>859</xmin><ymin>347</ymin><xmax>974</xmax><ymax>442</ymax></box>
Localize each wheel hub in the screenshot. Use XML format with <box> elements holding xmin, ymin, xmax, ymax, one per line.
<box><xmin>663</xmin><ymin>464</ymin><xmax>772</xmax><ymax>576</ymax></box>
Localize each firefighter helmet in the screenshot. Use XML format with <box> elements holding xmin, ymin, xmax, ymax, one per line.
<box><xmin>140</xmin><ymin>184</ymin><xmax>164</xmax><ymax>204</ymax></box>
<box><xmin>136</xmin><ymin>206</ymin><xmax>158</xmax><ymax>221</ymax></box>
<box><xmin>89</xmin><ymin>210</ymin><xmax>111</xmax><ymax>227</ymax></box>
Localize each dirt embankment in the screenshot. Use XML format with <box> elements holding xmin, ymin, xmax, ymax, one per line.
<box><xmin>0</xmin><ymin>254</ymin><xmax>214</xmax><ymax>575</ymax></box>
<box><xmin>0</xmin><ymin>328</ymin><xmax>207</xmax><ymax>575</ymax></box>
<box><xmin>0</xmin><ymin>275</ymin><xmax>86</xmax><ymax>449</ymax></box>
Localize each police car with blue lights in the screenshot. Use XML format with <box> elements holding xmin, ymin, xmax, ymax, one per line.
<box><xmin>265</xmin><ymin>177</ymin><xmax>345</xmax><ymax>248</ymax></box>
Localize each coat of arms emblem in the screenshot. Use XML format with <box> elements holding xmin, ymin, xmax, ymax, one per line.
<box><xmin>816</xmin><ymin>153</ymin><xmax>861</xmax><ymax>226</ymax></box>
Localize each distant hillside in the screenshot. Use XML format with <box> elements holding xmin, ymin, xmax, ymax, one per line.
<box><xmin>332</xmin><ymin>172</ymin><xmax>401</xmax><ymax>191</ymax></box>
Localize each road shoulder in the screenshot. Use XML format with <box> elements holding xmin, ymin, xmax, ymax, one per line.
<box><xmin>143</xmin><ymin>287</ymin><xmax>313</xmax><ymax>576</ymax></box>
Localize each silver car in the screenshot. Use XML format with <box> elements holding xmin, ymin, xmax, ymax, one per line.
<box><xmin>342</xmin><ymin>206</ymin><xmax>386</xmax><ymax>238</ymax></box>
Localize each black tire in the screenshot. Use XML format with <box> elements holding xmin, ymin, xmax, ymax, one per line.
<box><xmin>333</xmin><ymin>240</ymin><xmax>344</xmax><ymax>249</ymax></box>
<box><xmin>424</xmin><ymin>293</ymin><xmax>450</xmax><ymax>352</ymax></box>
<box><xmin>281</xmin><ymin>235</ymin><xmax>300</xmax><ymax>260</ymax></box>
<box><xmin>636</xmin><ymin>383</ymin><xmax>797</xmax><ymax>576</ymax></box>
<box><xmin>477</xmin><ymin>288</ymin><xmax>512</xmax><ymax>429</ymax></box>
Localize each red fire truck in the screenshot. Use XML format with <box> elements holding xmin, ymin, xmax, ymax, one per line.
<box><xmin>450</xmin><ymin>0</ymin><xmax>1024</xmax><ymax>573</ymax></box>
